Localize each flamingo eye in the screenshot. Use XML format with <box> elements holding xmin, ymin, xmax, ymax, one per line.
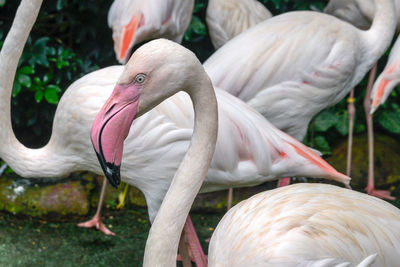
<box><xmin>135</xmin><ymin>73</ymin><xmax>146</xmax><ymax>84</ymax></box>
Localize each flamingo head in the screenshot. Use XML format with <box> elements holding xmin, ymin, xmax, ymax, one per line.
<box><xmin>91</xmin><ymin>39</ymin><xmax>202</xmax><ymax>187</ymax></box>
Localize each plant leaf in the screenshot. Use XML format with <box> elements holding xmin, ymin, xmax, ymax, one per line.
<box><xmin>314</xmin><ymin>109</ymin><xmax>337</xmax><ymax>132</ymax></box>
<box><xmin>34</xmin><ymin>90</ymin><xmax>43</xmax><ymax>103</ymax></box>
<box><xmin>378</xmin><ymin>110</ymin><xmax>400</xmax><ymax>134</ymax></box>
<box><xmin>44</xmin><ymin>85</ymin><xmax>61</xmax><ymax>104</ymax></box>
<box><xmin>335</xmin><ymin>111</ymin><xmax>349</xmax><ymax>136</ymax></box>
<box><xmin>18</xmin><ymin>73</ymin><xmax>32</xmax><ymax>88</ymax></box>
<box><xmin>313</xmin><ymin>135</ymin><xmax>331</xmax><ymax>155</ymax></box>
<box><xmin>19</xmin><ymin>66</ymin><xmax>34</xmax><ymax>75</ymax></box>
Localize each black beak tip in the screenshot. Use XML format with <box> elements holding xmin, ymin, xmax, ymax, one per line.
<box><xmin>105</xmin><ymin>163</ymin><xmax>121</xmax><ymax>189</ymax></box>
<box><xmin>95</xmin><ymin>151</ymin><xmax>121</xmax><ymax>189</ymax></box>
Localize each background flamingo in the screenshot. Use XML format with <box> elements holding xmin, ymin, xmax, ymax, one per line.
<box><xmin>203</xmin><ymin>0</ymin><xmax>396</xmax><ymax>200</ymax></box>
<box><xmin>324</xmin><ymin>0</ymin><xmax>399</xmax><ymax>199</ymax></box>
<box><xmin>324</xmin><ymin>0</ymin><xmax>400</xmax><ymax>30</ymax></box>
<box><xmin>108</xmin><ymin>0</ymin><xmax>194</xmax><ymax>64</ymax></box>
<box><xmin>206</xmin><ymin>0</ymin><xmax>272</xmax><ymax>49</ymax></box>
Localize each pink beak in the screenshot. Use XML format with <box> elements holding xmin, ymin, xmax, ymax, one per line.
<box><xmin>90</xmin><ymin>84</ymin><xmax>140</xmax><ymax>188</ymax></box>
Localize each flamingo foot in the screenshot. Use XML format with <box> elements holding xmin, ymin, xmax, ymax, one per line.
<box><xmin>277</xmin><ymin>177</ymin><xmax>291</xmax><ymax>187</ymax></box>
<box><xmin>77</xmin><ymin>214</ymin><xmax>115</xmax><ymax>236</ymax></box>
<box><xmin>366</xmin><ymin>185</ymin><xmax>396</xmax><ymax>201</ymax></box>
<box><xmin>116</xmin><ymin>183</ymin><xmax>129</xmax><ymax>209</ymax></box>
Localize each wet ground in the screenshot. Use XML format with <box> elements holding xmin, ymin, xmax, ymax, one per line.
<box><xmin>0</xmin><ymin>208</ymin><xmax>223</xmax><ymax>266</ymax></box>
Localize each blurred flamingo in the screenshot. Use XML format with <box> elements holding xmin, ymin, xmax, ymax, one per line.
<box><xmin>324</xmin><ymin>0</ymin><xmax>398</xmax><ymax>199</ymax></box>
<box><xmin>108</xmin><ymin>0</ymin><xmax>194</xmax><ymax>64</ymax></box>
<box><xmin>206</xmin><ymin>0</ymin><xmax>272</xmax><ymax>49</ymax></box>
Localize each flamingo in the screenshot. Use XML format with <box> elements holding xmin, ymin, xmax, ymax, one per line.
<box><xmin>202</xmin><ymin>0</ymin><xmax>396</xmax><ymax>203</ymax></box>
<box><xmin>324</xmin><ymin>0</ymin><xmax>400</xmax><ymax>30</ymax></box>
<box><xmin>209</xmin><ymin>183</ymin><xmax>400</xmax><ymax>266</ymax></box>
<box><xmin>324</xmin><ymin>0</ymin><xmax>398</xmax><ymax>200</ymax></box>
<box><xmin>108</xmin><ymin>0</ymin><xmax>194</xmax><ymax>64</ymax></box>
<box><xmin>371</xmin><ymin>34</ymin><xmax>400</xmax><ymax>112</ymax></box>
<box><xmin>1</xmin><ymin>1</ymin><xmax>350</xmax><ymax>265</ymax></box>
<box><xmin>204</xmin><ymin>0</ymin><xmax>396</xmax><ymax>141</ymax></box>
<box><xmin>206</xmin><ymin>0</ymin><xmax>272</xmax><ymax>49</ymax></box>
<box><xmin>92</xmin><ymin>39</ymin><xmax>399</xmax><ymax>266</ymax></box>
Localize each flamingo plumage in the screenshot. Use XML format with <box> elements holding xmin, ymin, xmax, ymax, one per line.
<box><xmin>209</xmin><ymin>183</ymin><xmax>400</xmax><ymax>266</ymax></box>
<box><xmin>324</xmin><ymin>0</ymin><xmax>398</xmax><ymax>200</ymax></box>
<box><xmin>204</xmin><ymin>0</ymin><xmax>396</xmax><ymax>142</ymax></box>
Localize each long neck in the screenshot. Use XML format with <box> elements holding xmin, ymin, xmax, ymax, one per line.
<box><xmin>0</xmin><ymin>0</ymin><xmax>66</xmax><ymax>177</ymax></box>
<box><xmin>143</xmin><ymin>73</ymin><xmax>218</xmax><ymax>266</ymax></box>
<box><xmin>359</xmin><ymin>0</ymin><xmax>396</xmax><ymax>66</ymax></box>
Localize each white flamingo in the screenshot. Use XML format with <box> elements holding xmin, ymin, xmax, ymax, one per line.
<box><xmin>0</xmin><ymin>1</ymin><xmax>350</xmax><ymax>266</ymax></box>
<box><xmin>93</xmin><ymin>39</ymin><xmax>399</xmax><ymax>266</ymax></box>
<box><xmin>204</xmin><ymin>0</ymin><xmax>396</xmax><ymax>142</ymax></box>
<box><xmin>108</xmin><ymin>0</ymin><xmax>194</xmax><ymax>64</ymax></box>
<box><xmin>206</xmin><ymin>0</ymin><xmax>272</xmax><ymax>49</ymax></box>
<box><xmin>324</xmin><ymin>0</ymin><xmax>400</xmax><ymax>30</ymax></box>
<box><xmin>324</xmin><ymin>0</ymin><xmax>398</xmax><ymax>200</ymax></box>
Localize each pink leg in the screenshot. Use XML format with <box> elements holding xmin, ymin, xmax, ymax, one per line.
<box><xmin>347</xmin><ymin>88</ymin><xmax>356</xmax><ymax>177</ymax></box>
<box><xmin>364</xmin><ymin>65</ymin><xmax>395</xmax><ymax>200</ymax></box>
<box><xmin>77</xmin><ymin>177</ymin><xmax>116</xmax><ymax>235</ymax></box>
<box><xmin>277</xmin><ymin>178</ymin><xmax>291</xmax><ymax>187</ymax></box>
<box><xmin>227</xmin><ymin>188</ymin><xmax>233</xmax><ymax>210</ymax></box>
<box><xmin>182</xmin><ymin>216</ymin><xmax>208</xmax><ymax>267</ymax></box>
<box><xmin>178</xmin><ymin>234</ymin><xmax>192</xmax><ymax>267</ymax></box>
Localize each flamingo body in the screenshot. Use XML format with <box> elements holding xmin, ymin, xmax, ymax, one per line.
<box><xmin>204</xmin><ymin>5</ymin><xmax>396</xmax><ymax>141</ymax></box>
<box><xmin>209</xmin><ymin>183</ymin><xmax>400</xmax><ymax>266</ymax></box>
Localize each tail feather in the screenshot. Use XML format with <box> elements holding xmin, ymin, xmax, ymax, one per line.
<box><xmin>276</xmin><ymin>130</ymin><xmax>351</xmax><ymax>186</ymax></box>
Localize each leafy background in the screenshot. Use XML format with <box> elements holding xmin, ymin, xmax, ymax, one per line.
<box><xmin>0</xmin><ymin>0</ymin><xmax>399</xmax><ymax>167</ymax></box>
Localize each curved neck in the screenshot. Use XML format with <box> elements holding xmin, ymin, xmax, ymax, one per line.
<box><xmin>360</xmin><ymin>0</ymin><xmax>396</xmax><ymax>66</ymax></box>
<box><xmin>143</xmin><ymin>72</ymin><xmax>218</xmax><ymax>265</ymax></box>
<box><xmin>0</xmin><ymin>0</ymin><xmax>64</xmax><ymax>177</ymax></box>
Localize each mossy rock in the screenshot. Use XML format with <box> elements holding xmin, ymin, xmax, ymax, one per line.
<box><xmin>326</xmin><ymin>134</ymin><xmax>400</xmax><ymax>189</ymax></box>
<box><xmin>0</xmin><ymin>172</ymin><xmax>148</xmax><ymax>218</ymax></box>
<box><xmin>0</xmin><ymin>173</ymin><xmax>92</xmax><ymax>218</ymax></box>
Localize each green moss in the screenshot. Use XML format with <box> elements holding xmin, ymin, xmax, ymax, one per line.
<box><xmin>0</xmin><ymin>176</ymin><xmax>92</xmax><ymax>217</ymax></box>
